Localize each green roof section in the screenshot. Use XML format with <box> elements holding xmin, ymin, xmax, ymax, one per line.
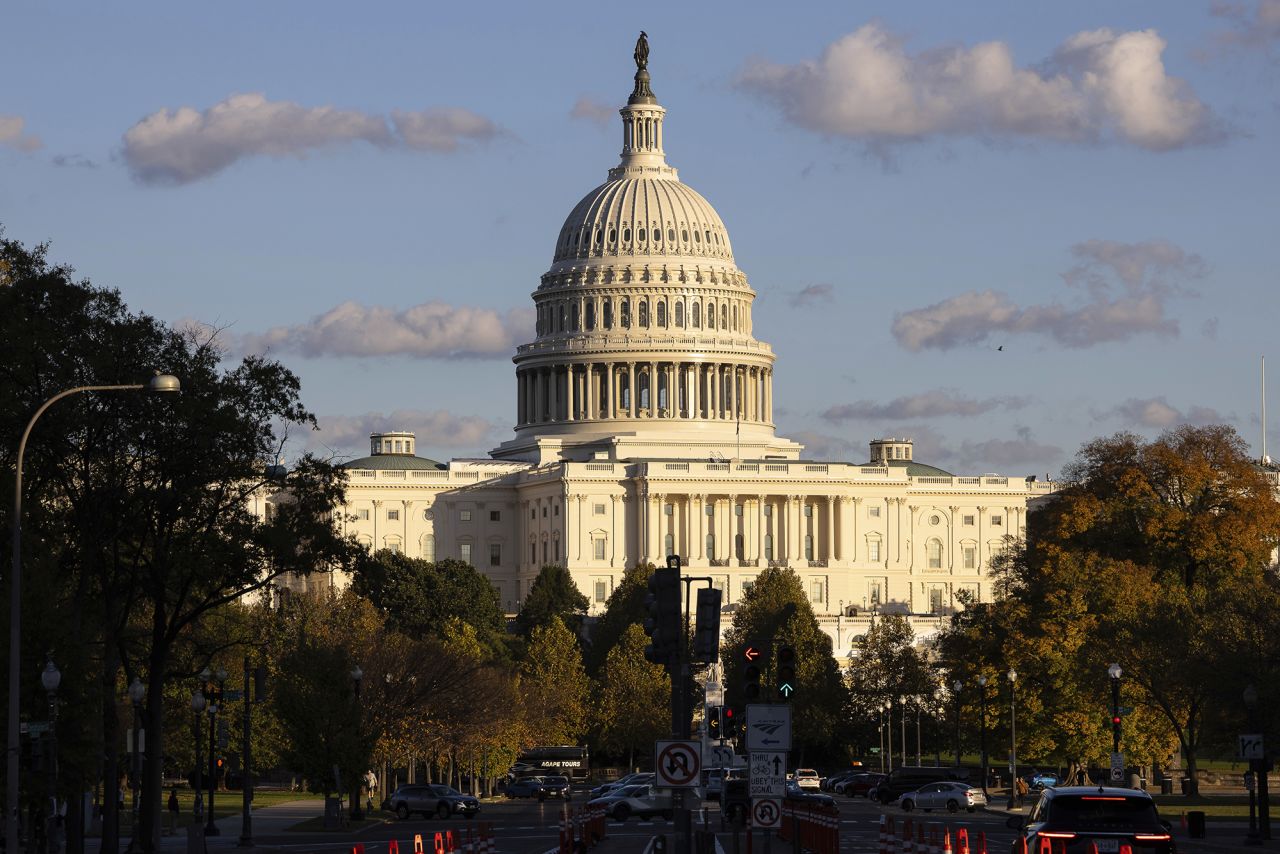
<box><xmin>343</xmin><ymin>455</ymin><xmax>446</xmax><ymax>471</ymax></box>
<box><xmin>860</xmin><ymin>458</ymin><xmax>955</xmax><ymax>478</ymax></box>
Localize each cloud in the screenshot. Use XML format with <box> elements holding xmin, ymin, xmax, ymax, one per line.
<box><xmin>51</xmin><ymin>154</ymin><xmax>97</xmax><ymax>169</ymax></box>
<box><xmin>822</xmin><ymin>389</ymin><xmax>1030</xmax><ymax>423</ymax></box>
<box><xmin>122</xmin><ymin>93</ymin><xmax>501</xmax><ymax>185</ymax></box>
<box><xmin>1210</xmin><ymin>0</ymin><xmax>1280</xmax><ymax>50</ymax></box>
<box><xmin>786</xmin><ymin>429</ymin><xmax>866</xmax><ymax>462</ymax></box>
<box><xmin>892</xmin><ymin>239</ymin><xmax>1204</xmax><ymax>351</ymax></box>
<box><xmin>736</xmin><ymin>23</ymin><xmax>1223</xmax><ymax>152</ymax></box>
<box><xmin>0</xmin><ymin>115</ymin><xmax>42</xmax><ymax>152</ymax></box>
<box><xmin>951</xmin><ymin>428</ymin><xmax>1064</xmax><ymax>473</ymax></box>
<box><xmin>570</xmin><ymin>97</ymin><xmax>615</xmax><ymax>128</ymax></box>
<box><xmin>789</xmin><ymin>283</ymin><xmax>835</xmax><ymax>308</ymax></box>
<box><xmin>1092</xmin><ymin>396</ymin><xmax>1230</xmax><ymax>429</ymax></box>
<box><xmin>312</xmin><ymin>409</ymin><xmax>498</xmax><ymax>456</ymax></box>
<box><xmin>235</xmin><ymin>301</ymin><xmax>535</xmax><ymax>360</ymax></box>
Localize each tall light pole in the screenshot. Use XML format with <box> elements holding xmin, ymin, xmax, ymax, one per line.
<box><xmin>877</xmin><ymin>704</ymin><xmax>886</xmax><ymax>774</ymax></box>
<box><xmin>1108</xmin><ymin>663</ymin><xmax>1123</xmax><ymax>759</ymax></box>
<box><xmin>1246</xmin><ymin>684</ymin><xmax>1261</xmax><ymax>845</ymax></box>
<box><xmin>127</xmin><ymin>677</ymin><xmax>146</xmax><ymax>852</ymax></box>
<box><xmin>977</xmin><ymin>675</ymin><xmax>989</xmax><ymax>798</ymax></box>
<box><xmin>7</xmin><ymin>374</ymin><xmax>181</xmax><ymax>854</ymax></box>
<box><xmin>351</xmin><ymin>665</ymin><xmax>364</xmax><ymax>821</ymax></box>
<box><xmin>1007</xmin><ymin>668</ymin><xmax>1018</xmax><ymax>810</ymax></box>
<box><xmin>204</xmin><ymin>667</ymin><xmax>226</xmax><ymax>837</ymax></box>
<box><xmin>953</xmin><ymin>679</ymin><xmax>963</xmax><ymax>768</ymax></box>
<box><xmin>41</xmin><ymin>656</ymin><xmax>61</xmax><ymax>854</ymax></box>
<box><xmin>191</xmin><ymin>689</ymin><xmax>206</xmax><ymax>828</ymax></box>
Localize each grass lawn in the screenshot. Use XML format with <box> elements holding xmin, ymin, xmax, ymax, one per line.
<box><xmin>108</xmin><ymin>787</ymin><xmax>318</xmax><ymax>833</ymax></box>
<box><xmin>1152</xmin><ymin>794</ymin><xmax>1262</xmax><ymax>821</ymax></box>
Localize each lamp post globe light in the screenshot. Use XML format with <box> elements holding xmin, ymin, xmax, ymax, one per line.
<box><xmin>977</xmin><ymin>675</ymin><xmax>989</xmax><ymax>797</ymax></box>
<box><xmin>6</xmin><ymin>373</ymin><xmax>180</xmax><ymax>854</ymax></box>
<box><xmin>1007</xmin><ymin>668</ymin><xmax>1018</xmax><ymax>810</ymax></box>
<box><xmin>952</xmin><ymin>679</ymin><xmax>963</xmax><ymax>768</ymax></box>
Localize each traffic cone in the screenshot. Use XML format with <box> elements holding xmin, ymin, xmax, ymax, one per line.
<box><xmin>414</xmin><ymin>833</ymin><xmax>425</xmax><ymax>854</ymax></box>
<box><xmin>350</xmin><ymin>846</ymin><xmax>364</xmax><ymax>854</ymax></box>
<box><xmin>975</xmin><ymin>831</ymin><xmax>987</xmax><ymax>854</ymax></box>
<box><xmin>388</xmin><ymin>841</ymin><xmax>399</xmax><ymax>854</ymax></box>
<box><xmin>878</xmin><ymin>814</ymin><xmax>888</xmax><ymax>854</ymax></box>
<box><xmin>941</xmin><ymin>828</ymin><xmax>952</xmax><ymax>854</ymax></box>
<box><xmin>956</xmin><ymin>827</ymin><xmax>969</xmax><ymax>854</ymax></box>
<box><xmin>1013</xmin><ymin>833</ymin><xmax>1028</xmax><ymax>854</ymax></box>
<box><xmin>1085</xmin><ymin>841</ymin><xmax>1099</xmax><ymax>854</ymax></box>
<box><xmin>1118</xmin><ymin>846</ymin><xmax>1134</xmax><ymax>854</ymax></box>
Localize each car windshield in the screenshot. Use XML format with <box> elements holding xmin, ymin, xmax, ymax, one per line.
<box><xmin>434</xmin><ymin>786</ymin><xmax>461</xmax><ymax>796</ymax></box>
<box><xmin>1047</xmin><ymin>795</ymin><xmax>1161</xmax><ymax>830</ymax></box>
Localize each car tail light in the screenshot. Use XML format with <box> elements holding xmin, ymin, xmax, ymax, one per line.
<box><xmin>1081</xmin><ymin>796</ymin><xmax>1126</xmax><ymax>801</ymax></box>
<box><xmin>1039</xmin><ymin>832</ymin><xmax>1077</xmax><ymax>839</ymax></box>
<box><xmin>1134</xmin><ymin>833</ymin><xmax>1171</xmax><ymax>841</ymax></box>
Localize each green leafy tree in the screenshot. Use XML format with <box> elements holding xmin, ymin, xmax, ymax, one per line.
<box><xmin>596</xmin><ymin>624</ymin><xmax>671</xmax><ymax>768</ymax></box>
<box><xmin>520</xmin><ymin>617</ymin><xmax>589</xmax><ymax>744</ymax></box>
<box><xmin>585</xmin><ymin>562</ymin><xmax>656</xmax><ymax>675</ymax></box>
<box><xmin>516</xmin><ymin>565</ymin><xmax>589</xmax><ymax>638</ymax></box>
<box><xmin>723</xmin><ymin>567</ymin><xmax>848</xmax><ymax>761</ymax></box>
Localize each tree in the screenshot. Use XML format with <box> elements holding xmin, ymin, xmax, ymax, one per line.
<box><xmin>516</xmin><ymin>565</ymin><xmax>589</xmax><ymax>638</ymax></box>
<box><xmin>595</xmin><ymin>624</ymin><xmax>670</xmax><ymax>768</ymax></box>
<box><xmin>585</xmin><ymin>562</ymin><xmax>655</xmax><ymax>675</ymax></box>
<box><xmin>519</xmin><ymin>617</ymin><xmax>589</xmax><ymax>745</ymax></box>
<box><xmin>722</xmin><ymin>567</ymin><xmax>848</xmax><ymax>760</ymax></box>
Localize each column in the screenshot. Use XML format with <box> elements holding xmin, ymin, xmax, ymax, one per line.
<box><xmin>764</xmin><ymin>369</ymin><xmax>772</xmax><ymax>423</ymax></box>
<box><xmin>628</xmin><ymin>362</ymin><xmax>636</xmax><ymax>417</ymax></box>
<box><xmin>757</xmin><ymin>495</ymin><xmax>767</xmax><ymax>563</ymax></box>
<box><xmin>649</xmin><ymin>361</ymin><xmax>658</xmax><ymax>417</ymax></box>
<box><xmin>694</xmin><ymin>494</ymin><xmax>705</xmax><ymax>561</ymax></box>
<box><xmin>711</xmin><ymin>365</ymin><xmax>720</xmax><ymax>419</ymax></box>
<box><xmin>534</xmin><ymin>370</ymin><xmax>544</xmax><ymax>423</ymax></box>
<box><xmin>585</xmin><ymin>363</ymin><xmax>595</xmax><ymax>420</ymax></box>
<box><xmin>650</xmin><ymin>493</ymin><xmax>663</xmax><ymax>560</ymax></box>
<box><xmin>786</xmin><ymin>495</ymin><xmax>800</xmax><ymax>561</ymax></box>
<box><xmin>690</xmin><ymin>364</ymin><xmax>699</xmax><ymax>419</ymax></box>
<box><xmin>826</xmin><ymin>495</ymin><xmax>836</xmax><ymax>562</ymax></box>
<box><xmin>566</xmin><ymin>364</ymin><xmax>575</xmax><ymax>421</ymax></box>
<box><xmin>517</xmin><ymin>371</ymin><xmax>526</xmax><ymax>426</ymax></box>
<box><xmin>728</xmin><ymin>366</ymin><xmax>737</xmax><ymax>421</ymax></box>
<box><xmin>610</xmin><ymin>494</ymin><xmax>620</xmax><ymax>566</ymax></box>
<box><xmin>728</xmin><ymin>494</ymin><xmax>738</xmax><ymax>562</ymax></box>
<box><xmin>949</xmin><ymin>505</ymin><xmax>959</xmax><ymax>571</ymax></box>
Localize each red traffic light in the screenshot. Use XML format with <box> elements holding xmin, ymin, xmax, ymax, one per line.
<box><xmin>743</xmin><ymin>646</ymin><xmax>760</xmax><ymax>662</ymax></box>
<box><xmin>724</xmin><ymin>707</ymin><xmax>735</xmax><ymax>719</ymax></box>
<box><xmin>1112</xmin><ymin>716</ymin><xmax>1122</xmax><ymax>725</ymax></box>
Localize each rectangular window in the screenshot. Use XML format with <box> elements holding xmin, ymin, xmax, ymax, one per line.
<box><xmin>929</xmin><ymin>586</ymin><xmax>945</xmax><ymax>614</ymax></box>
<box><xmin>460</xmin><ymin>510</ymin><xmax>472</xmax><ymax>522</ymax></box>
<box><xmin>554</xmin><ymin>540</ymin><xmax>560</xmax><ymax>562</ymax></box>
<box><xmin>764</xmin><ymin>504</ymin><xmax>773</xmax><ymax>517</ymax></box>
<box><xmin>460</xmin><ymin>543</ymin><xmax>472</xmax><ymax>564</ymax></box>
<box><xmin>357</xmin><ymin>508</ymin><xmax>370</xmax><ymax>521</ymax></box>
<box><xmin>387</xmin><ymin>509</ymin><xmax>400</xmax><ymax>521</ymax></box>
<box><xmin>991</xmin><ymin>515</ymin><xmax>1003</xmax><ymax>526</ymax></box>
<box><xmin>542</xmin><ymin>507</ymin><xmax>547</xmax><ymax>518</ymax></box>
<box><xmin>490</xmin><ymin>510</ymin><xmax>501</xmax><ymax>522</ymax></box>
<box><xmin>927</xmin><ymin>540</ymin><xmax>942</xmax><ymax>569</ymax></box>
<box><xmin>743</xmin><ymin>580</ymin><xmax>755</xmax><ymax>595</ymax></box>
<box><xmin>963</xmin><ymin>547</ymin><xmax>976</xmax><ymax>569</ymax></box>
<box><xmin>531</xmin><ymin>543</ymin><xmax>537</xmax><ymax>563</ymax></box>
<box><xmin>664</xmin><ymin>503</ymin><xmax>674</xmax><ymax>516</ymax></box>
<box><xmin>868</xmin><ymin>540</ymin><xmax>881</xmax><ymax>562</ymax></box>
<box><xmin>594</xmin><ymin>538</ymin><xmax>606</xmax><ymax>560</ymax></box>
<box><xmin>804</xmin><ymin>504</ymin><xmax>813</xmax><ymax>518</ymax></box>
<box><xmin>869</xmin><ymin>505</ymin><xmax>881</xmax><ymax>518</ymax></box>
<box><xmin>705</xmin><ymin>504</ymin><xmax>714</xmax><ymax>517</ymax></box>
<box><xmin>594</xmin><ymin>580</ymin><xmax>607</xmax><ymax>603</ymax></box>
<box><xmin>735</xmin><ymin>504</ymin><xmax>743</xmax><ymax>517</ymax></box>
<box><xmin>542</xmin><ymin>542</ymin><xmax>548</xmax><ymax>563</ymax></box>
<box><xmin>810</xmin><ymin>580</ymin><xmax>825</xmax><ymax>604</ymax></box>
<box><xmin>963</xmin><ymin>515</ymin><xmax>975</xmax><ymax>526</ymax></box>
<box><xmin>388</xmin><ymin>542</ymin><xmax>402</xmax><ymax>554</ymax></box>
<box><xmin>869</xmin><ymin>580</ymin><xmax>883</xmax><ymax>606</ymax></box>
<box><xmin>489</xmin><ymin>543</ymin><xmax>501</xmax><ymax>566</ymax></box>
<box><xmin>594</xmin><ymin>503</ymin><xmax>606</xmax><ymax>515</ymax></box>
<box><xmin>531</xmin><ymin>508</ymin><xmax>537</xmax><ymax>520</ymax></box>
<box><xmin>554</xmin><ymin>504</ymin><xmax>559</xmax><ymax>516</ymax></box>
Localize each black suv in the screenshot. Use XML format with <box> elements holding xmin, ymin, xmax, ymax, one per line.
<box><xmin>1006</xmin><ymin>786</ymin><xmax>1175</xmax><ymax>853</ymax></box>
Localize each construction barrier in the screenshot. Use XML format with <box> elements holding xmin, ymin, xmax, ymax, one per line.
<box><xmin>414</xmin><ymin>834</ymin><xmax>425</xmax><ymax>853</ymax></box>
<box><xmin>777</xmin><ymin>803</ymin><xmax>839</xmax><ymax>854</ymax></box>
<box><xmin>350</xmin><ymin>845</ymin><xmax>365</xmax><ymax>854</ymax></box>
<box><xmin>556</xmin><ymin>804</ymin><xmax>608</xmax><ymax>854</ymax></box>
<box><xmin>434</xmin><ymin>831</ymin><xmax>446</xmax><ymax>854</ymax></box>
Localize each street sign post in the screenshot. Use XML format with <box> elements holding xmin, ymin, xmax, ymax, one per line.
<box><xmin>751</xmin><ymin>798</ymin><xmax>781</xmax><ymax>829</ymax></box>
<box><xmin>745</xmin><ymin>704</ymin><xmax>792</xmax><ymax>751</ymax></box>
<box><xmin>749</xmin><ymin>751</ymin><xmax>786</xmax><ymax>797</ymax></box>
<box><xmin>1110</xmin><ymin>752</ymin><xmax>1124</xmax><ymax>783</ymax></box>
<box><xmin>1239</xmin><ymin>734</ymin><xmax>1265</xmax><ymax>760</ymax></box>
<box><xmin>655</xmin><ymin>740</ymin><xmax>702</xmax><ymax>788</ymax></box>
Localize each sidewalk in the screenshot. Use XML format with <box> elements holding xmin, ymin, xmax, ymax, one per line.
<box><xmin>86</xmin><ymin>798</ymin><xmax>329</xmax><ymax>853</ymax></box>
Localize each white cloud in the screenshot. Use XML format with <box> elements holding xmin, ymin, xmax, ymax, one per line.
<box><xmin>0</xmin><ymin>115</ymin><xmax>42</xmax><ymax>152</ymax></box>
<box><xmin>312</xmin><ymin>409</ymin><xmax>497</xmax><ymax>457</ymax></box>
<box><xmin>737</xmin><ymin>23</ymin><xmax>1222</xmax><ymax>151</ymax></box>
<box><xmin>892</xmin><ymin>239</ymin><xmax>1203</xmax><ymax>351</ymax></box>
<box><xmin>570</xmin><ymin>97</ymin><xmax>615</xmax><ymax>128</ymax></box>
<box><xmin>789</xmin><ymin>283</ymin><xmax>835</xmax><ymax>308</ymax></box>
<box><xmin>1210</xmin><ymin>0</ymin><xmax>1280</xmax><ymax>50</ymax></box>
<box><xmin>1093</xmin><ymin>397</ymin><xmax>1229</xmax><ymax>429</ymax></box>
<box><xmin>822</xmin><ymin>390</ymin><xmax>1030</xmax><ymax>423</ymax></box>
<box><xmin>236</xmin><ymin>300</ymin><xmax>535</xmax><ymax>360</ymax></box>
<box><xmin>785</xmin><ymin>429</ymin><xmax>866</xmax><ymax>462</ymax></box>
<box><xmin>122</xmin><ymin>93</ymin><xmax>501</xmax><ymax>185</ymax></box>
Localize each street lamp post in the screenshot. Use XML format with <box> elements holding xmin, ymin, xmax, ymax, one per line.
<box><xmin>41</xmin><ymin>657</ymin><xmax>61</xmax><ymax>854</ymax></box>
<box><xmin>191</xmin><ymin>689</ymin><xmax>206</xmax><ymax>829</ymax></box>
<box><xmin>204</xmin><ymin>667</ymin><xmax>226</xmax><ymax>836</ymax></box>
<box><xmin>1244</xmin><ymin>685</ymin><xmax>1265</xmax><ymax>844</ymax></box>
<box><xmin>1108</xmin><ymin>663</ymin><xmax>1123</xmax><ymax>766</ymax></box>
<box><xmin>1007</xmin><ymin>669</ymin><xmax>1018</xmax><ymax>810</ymax></box>
<box><xmin>977</xmin><ymin>675</ymin><xmax>989</xmax><ymax>798</ymax></box>
<box><xmin>878</xmin><ymin>704</ymin><xmax>886</xmax><ymax>774</ymax></box>
<box><xmin>351</xmin><ymin>666</ymin><xmax>364</xmax><ymax>821</ymax></box>
<box><xmin>953</xmin><ymin>679</ymin><xmax>963</xmax><ymax>768</ymax></box>
<box><xmin>6</xmin><ymin>374</ymin><xmax>181</xmax><ymax>854</ymax></box>
<box><xmin>127</xmin><ymin>677</ymin><xmax>146</xmax><ymax>851</ymax></box>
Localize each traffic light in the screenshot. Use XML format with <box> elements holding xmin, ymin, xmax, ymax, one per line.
<box><xmin>643</xmin><ymin>566</ymin><xmax>681</xmax><ymax>668</ymax></box>
<box><xmin>707</xmin><ymin>705</ymin><xmax>722</xmax><ymax>739</ymax></box>
<box><xmin>1112</xmin><ymin>713</ymin><xmax>1122</xmax><ymax>744</ymax></box>
<box><xmin>743</xmin><ymin>642</ymin><xmax>763</xmax><ymax>700</ymax></box>
<box><xmin>692</xmin><ymin>587</ymin><xmax>723</xmax><ymax>663</ymax></box>
<box><xmin>723</xmin><ymin>706</ymin><xmax>738</xmax><ymax>738</ymax></box>
<box><xmin>776</xmin><ymin>644</ymin><xmax>797</xmax><ymax>701</ymax></box>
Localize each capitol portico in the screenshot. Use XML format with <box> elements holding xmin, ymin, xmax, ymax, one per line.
<box><xmin>276</xmin><ymin>39</ymin><xmax>1056</xmax><ymax>651</ymax></box>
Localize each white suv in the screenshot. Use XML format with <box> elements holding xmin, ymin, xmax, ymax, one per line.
<box><xmin>794</xmin><ymin>769</ymin><xmax>821</xmax><ymax>791</ymax></box>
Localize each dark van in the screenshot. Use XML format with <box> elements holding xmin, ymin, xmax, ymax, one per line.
<box><xmin>876</xmin><ymin>766</ymin><xmax>969</xmax><ymax>804</ymax></box>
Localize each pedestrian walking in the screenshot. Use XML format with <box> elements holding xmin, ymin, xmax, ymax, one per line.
<box><xmin>1015</xmin><ymin>775</ymin><xmax>1029</xmax><ymax>807</ymax></box>
<box><xmin>167</xmin><ymin>787</ymin><xmax>180</xmax><ymax>835</ymax></box>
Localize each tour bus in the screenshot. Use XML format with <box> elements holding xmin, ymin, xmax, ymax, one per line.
<box><xmin>512</xmin><ymin>746</ymin><xmax>590</xmax><ymax>782</ymax></box>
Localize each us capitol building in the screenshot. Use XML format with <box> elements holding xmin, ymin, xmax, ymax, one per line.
<box><xmin>277</xmin><ymin>41</ymin><xmax>1056</xmax><ymax>651</ymax></box>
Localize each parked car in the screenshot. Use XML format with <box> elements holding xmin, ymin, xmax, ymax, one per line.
<box><xmin>784</xmin><ymin>781</ymin><xmax>836</xmax><ymax>810</ymax></box>
<box><xmin>389</xmin><ymin>784</ymin><xmax>480</xmax><ymax>820</ymax></box>
<box><xmin>1027</xmin><ymin>770</ymin><xmax>1060</xmax><ymax>790</ymax></box>
<box><xmin>504</xmin><ymin>777</ymin><xmax>548</xmax><ymax>799</ymax></box>
<box><xmin>822</xmin><ymin>770</ymin><xmax>861</xmax><ymax>792</ymax></box>
<box><xmin>876</xmin><ymin>766</ymin><xmax>969</xmax><ymax>805</ymax></box>
<box><xmin>1006</xmin><ymin>787</ymin><xmax>1175</xmax><ymax>854</ymax></box>
<box><xmin>586</xmin><ymin>784</ymin><xmax>673</xmax><ymax>822</ymax></box>
<box><xmin>793</xmin><ymin>769</ymin><xmax>821</xmax><ymax>791</ymax></box>
<box><xmin>589</xmin><ymin>772</ymin><xmax>654</xmax><ymax>799</ymax></box>
<box><xmin>900</xmin><ymin>781</ymin><xmax>987</xmax><ymax>813</ymax></box>
<box><xmin>540</xmin><ymin>774</ymin><xmax>572</xmax><ymax>800</ymax></box>
<box><xmin>837</xmin><ymin>772</ymin><xmax>886</xmax><ymax>797</ymax></box>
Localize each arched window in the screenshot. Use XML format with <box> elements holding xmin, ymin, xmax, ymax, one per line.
<box><xmin>675</xmin><ymin>300</ymin><xmax>685</xmax><ymax>327</ymax></box>
<box><xmin>603</xmin><ymin>298</ymin><xmax>613</xmax><ymax>329</ymax></box>
<box><xmin>571</xmin><ymin>303</ymin><xmax>580</xmax><ymax>331</ymax></box>
<box><xmin>639</xmin><ymin>300</ymin><xmax>649</xmax><ymax>327</ymax></box>
<box><xmin>657</xmin><ymin>300</ymin><xmax>666</xmax><ymax>327</ymax></box>
<box><xmin>927</xmin><ymin>538</ymin><xmax>943</xmax><ymax>569</ymax></box>
<box><xmin>706</xmin><ymin>533</ymin><xmax>716</xmax><ymax>559</ymax></box>
<box><xmin>735</xmin><ymin>533</ymin><xmax>745</xmax><ymax>560</ymax></box>
<box><xmin>664</xmin><ymin>533</ymin><xmax>675</xmax><ymax>557</ymax></box>
<box><xmin>653</xmin><ymin>226</ymin><xmax>662</xmax><ymax>244</ymax></box>
<box><xmin>692</xmin><ymin>301</ymin><xmax>701</xmax><ymax>328</ymax></box>
<box><xmin>707</xmin><ymin>301</ymin><xmax>716</xmax><ymax>329</ymax></box>
<box><xmin>423</xmin><ymin>534</ymin><xmax>436</xmax><ymax>562</ymax></box>
<box><xmin>804</xmin><ymin>534</ymin><xmax>814</xmax><ymax>561</ymax></box>
<box><xmin>621</xmin><ymin>299</ymin><xmax>631</xmax><ymax>328</ymax></box>
<box><xmin>639</xmin><ymin>371</ymin><xmax>650</xmax><ymax>409</ymax></box>
<box><xmin>732</xmin><ymin>304</ymin><xmax>738</xmax><ymax>331</ymax></box>
<box><xmin>621</xmin><ymin>372</ymin><xmax>631</xmax><ymax>410</ymax></box>
<box><xmin>721</xmin><ymin>305</ymin><xmax>728</xmax><ymax>329</ymax></box>
<box><xmin>764</xmin><ymin>534</ymin><xmax>774</xmax><ymax>561</ymax></box>
<box><xmin>585</xmin><ymin>301</ymin><xmax>595</xmax><ymax>330</ymax></box>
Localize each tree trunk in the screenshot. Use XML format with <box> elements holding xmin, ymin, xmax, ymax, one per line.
<box><xmin>1184</xmin><ymin>751</ymin><xmax>1199</xmax><ymax>797</ymax></box>
<box><xmin>139</xmin><ymin>621</ymin><xmax>173</xmax><ymax>853</ymax></box>
<box><xmin>100</xmin><ymin>651</ymin><xmax>121</xmax><ymax>854</ymax></box>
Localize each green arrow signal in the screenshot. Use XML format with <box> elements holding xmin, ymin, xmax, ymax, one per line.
<box><xmin>779</xmin><ymin>683</ymin><xmax>794</xmax><ymax>697</ymax></box>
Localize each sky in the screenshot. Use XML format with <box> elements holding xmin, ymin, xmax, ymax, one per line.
<box><xmin>4</xmin><ymin>0</ymin><xmax>1279</xmax><ymax>477</ymax></box>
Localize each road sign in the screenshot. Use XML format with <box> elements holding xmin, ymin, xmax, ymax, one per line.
<box><xmin>746</xmin><ymin>704</ymin><xmax>792</xmax><ymax>751</ymax></box>
<box><xmin>1239</xmin><ymin>734</ymin><xmax>1265</xmax><ymax>760</ymax></box>
<box><xmin>708</xmin><ymin>745</ymin><xmax>735</xmax><ymax>767</ymax></box>
<box><xmin>1110</xmin><ymin>752</ymin><xmax>1124</xmax><ymax>782</ymax></box>
<box><xmin>749</xmin><ymin>751</ymin><xmax>787</xmax><ymax>797</ymax></box>
<box><xmin>705</xmin><ymin>679</ymin><xmax>724</xmax><ymax>707</ymax></box>
<box><xmin>751</xmin><ymin>798</ymin><xmax>782</xmax><ymax>829</ymax></box>
<box><xmin>655</xmin><ymin>740</ymin><xmax>702</xmax><ymax>787</ymax></box>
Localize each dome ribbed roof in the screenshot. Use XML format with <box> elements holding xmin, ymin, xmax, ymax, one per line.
<box><xmin>343</xmin><ymin>455</ymin><xmax>445</xmax><ymax>471</ymax></box>
<box><xmin>552</xmin><ymin>177</ymin><xmax>734</xmax><ymax>267</ymax></box>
